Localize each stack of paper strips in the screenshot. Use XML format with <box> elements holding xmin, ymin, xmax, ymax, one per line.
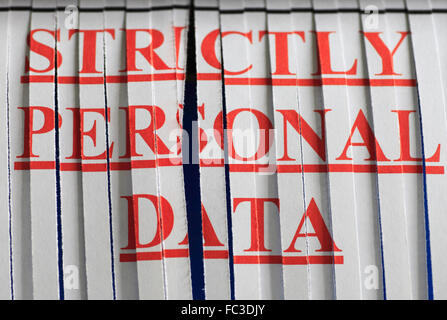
<box><xmin>0</xmin><ymin>0</ymin><xmax>447</xmax><ymax>300</ymax></box>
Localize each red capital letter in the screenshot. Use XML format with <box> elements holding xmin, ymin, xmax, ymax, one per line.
<box><xmin>66</xmin><ymin>108</ymin><xmax>113</xmax><ymax>160</ymax></box>
<box><xmin>174</xmin><ymin>26</ymin><xmax>186</xmax><ymax>70</ymax></box>
<box><xmin>120</xmin><ymin>105</ymin><xmax>170</xmax><ymax>158</ymax></box>
<box><xmin>18</xmin><ymin>106</ymin><xmax>60</xmax><ymax>158</ymax></box>
<box><xmin>259</xmin><ymin>31</ymin><xmax>305</xmax><ymax>75</ymax></box>
<box><xmin>68</xmin><ymin>29</ymin><xmax>115</xmax><ymax>73</ymax></box>
<box><xmin>313</xmin><ymin>31</ymin><xmax>357</xmax><ymax>75</ymax></box>
<box><xmin>214</xmin><ymin>108</ymin><xmax>273</xmax><ymax>161</ymax></box>
<box><xmin>25</xmin><ymin>29</ymin><xmax>62</xmax><ymax>73</ymax></box>
<box><xmin>363</xmin><ymin>32</ymin><xmax>408</xmax><ymax>76</ymax></box>
<box><xmin>121</xmin><ymin>194</ymin><xmax>174</xmax><ymax>250</ymax></box>
<box><xmin>233</xmin><ymin>198</ymin><xmax>279</xmax><ymax>252</ymax></box>
<box><xmin>179</xmin><ymin>204</ymin><xmax>225</xmax><ymax>247</ymax></box>
<box><xmin>285</xmin><ymin>198</ymin><xmax>341</xmax><ymax>253</ymax></box>
<box><xmin>201</xmin><ymin>29</ymin><xmax>253</xmax><ymax>75</ymax></box>
<box><xmin>276</xmin><ymin>109</ymin><xmax>330</xmax><ymax>161</ymax></box>
<box><xmin>392</xmin><ymin>110</ymin><xmax>440</xmax><ymax>162</ymax></box>
<box><xmin>121</xmin><ymin>29</ymin><xmax>173</xmax><ymax>72</ymax></box>
<box><xmin>337</xmin><ymin>109</ymin><xmax>389</xmax><ymax>161</ymax></box>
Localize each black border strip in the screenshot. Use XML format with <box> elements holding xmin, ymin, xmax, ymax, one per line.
<box><xmin>0</xmin><ymin>5</ymin><xmax>444</xmax><ymax>14</ymax></box>
<box><xmin>196</xmin><ymin>7</ymin><xmax>446</xmax><ymax>14</ymax></box>
<box><xmin>0</xmin><ymin>5</ymin><xmax>189</xmax><ymax>12</ymax></box>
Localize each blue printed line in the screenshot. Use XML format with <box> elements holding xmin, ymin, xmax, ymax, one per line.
<box><xmin>415</xmin><ymin>85</ymin><xmax>434</xmax><ymax>300</ymax></box>
<box><xmin>6</xmin><ymin>35</ymin><xmax>14</xmax><ymax>301</ymax></box>
<box><xmin>53</xmin><ymin>14</ymin><xmax>64</xmax><ymax>299</ymax></box>
<box><xmin>102</xmin><ymin>28</ymin><xmax>117</xmax><ymax>299</ymax></box>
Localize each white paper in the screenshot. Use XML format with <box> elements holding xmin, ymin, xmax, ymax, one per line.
<box><xmin>104</xmin><ymin>0</ymin><xmax>139</xmax><ymax>299</ymax></box>
<box><xmin>312</xmin><ymin>2</ymin><xmax>364</xmax><ymax>299</ymax></box>
<box><xmin>8</xmin><ymin>0</ymin><xmax>33</xmax><ymax>299</ymax></box>
<box><xmin>219</xmin><ymin>0</ymin><xmax>284</xmax><ymax>300</ymax></box>
<box><xmin>195</xmin><ymin>0</ymin><xmax>231</xmax><ymax>300</ymax></box>
<box><xmin>1</xmin><ymin>0</ymin><xmax>447</xmax><ymax>300</ymax></box>
<box><xmin>360</xmin><ymin>0</ymin><xmax>428</xmax><ymax>299</ymax></box>
<box><xmin>76</xmin><ymin>0</ymin><xmax>114</xmax><ymax>299</ymax></box>
<box><xmin>407</xmin><ymin>0</ymin><xmax>447</xmax><ymax>299</ymax></box>
<box><xmin>0</xmin><ymin>0</ymin><xmax>12</xmax><ymax>300</ymax></box>
<box><xmin>28</xmin><ymin>0</ymin><xmax>60</xmax><ymax>299</ymax></box>
<box><xmin>56</xmin><ymin>0</ymin><xmax>88</xmax><ymax>300</ymax></box>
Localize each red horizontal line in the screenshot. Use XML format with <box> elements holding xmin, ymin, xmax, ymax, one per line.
<box><xmin>199</xmin><ymin>158</ymin><xmax>225</xmax><ymax>166</ymax></box>
<box><xmin>120</xmin><ymin>248</ymin><xmax>189</xmax><ymax>262</ymax></box>
<box><xmin>283</xmin><ymin>255</ymin><xmax>344</xmax><ymax>265</ymax></box>
<box><xmin>164</xmin><ymin>248</ymin><xmax>189</xmax><ymax>258</ymax></box>
<box><xmin>14</xmin><ymin>158</ymin><xmax>182</xmax><ymax>171</ymax></box>
<box><xmin>14</xmin><ymin>161</ymin><xmax>443</xmax><ymax>174</ymax></box>
<box><xmin>228</xmin><ymin>164</ymin><xmax>269</xmax><ymax>172</ymax></box>
<box><xmin>282</xmin><ymin>163</ymin><xmax>445</xmax><ymax>174</ymax></box>
<box><xmin>233</xmin><ymin>255</ymin><xmax>343</xmax><ymax>265</ymax></box>
<box><xmin>230</xmin><ymin>163</ymin><xmax>444</xmax><ymax>174</ymax></box>
<box><xmin>114</xmin><ymin>73</ymin><xmax>185</xmax><ymax>82</ymax></box>
<box><xmin>196</xmin><ymin>73</ymin><xmax>222</xmax><ymax>80</ymax></box>
<box><xmin>224</xmin><ymin>77</ymin><xmax>416</xmax><ymax>87</ymax></box>
<box><xmin>203</xmin><ymin>250</ymin><xmax>229</xmax><ymax>259</ymax></box>
<box><xmin>21</xmin><ymin>73</ymin><xmax>185</xmax><ymax>84</ymax></box>
<box><xmin>21</xmin><ymin>74</ymin><xmax>417</xmax><ymax>87</ymax></box>
<box><xmin>14</xmin><ymin>160</ymin><xmax>56</xmax><ymax>170</ymax></box>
